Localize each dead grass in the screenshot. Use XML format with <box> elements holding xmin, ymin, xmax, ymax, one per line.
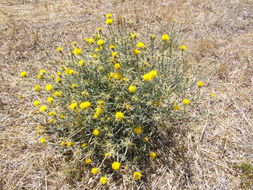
<box><xmin>0</xmin><ymin>0</ymin><xmax>252</xmax><ymax>189</ymax></box>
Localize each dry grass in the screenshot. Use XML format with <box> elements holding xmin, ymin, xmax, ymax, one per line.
<box><xmin>0</xmin><ymin>0</ymin><xmax>252</xmax><ymax>189</ymax></box>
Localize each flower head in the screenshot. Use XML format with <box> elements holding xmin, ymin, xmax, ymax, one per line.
<box><xmin>100</xmin><ymin>176</ymin><xmax>108</xmax><ymax>184</ymax></box>
<box><xmin>149</xmin><ymin>151</ymin><xmax>156</xmax><ymax>159</ymax></box>
<box><xmin>114</xmin><ymin>63</ymin><xmax>121</xmax><ymax>69</ymax></box>
<box><xmin>115</xmin><ymin>112</ymin><xmax>124</xmax><ymax>121</ymax></box>
<box><xmin>197</xmin><ymin>81</ymin><xmax>204</xmax><ymax>87</ymax></box>
<box><xmin>162</xmin><ymin>34</ymin><xmax>170</xmax><ymax>42</ymax></box>
<box><xmin>133</xmin><ymin>49</ymin><xmax>140</xmax><ymax>55</ymax></box>
<box><xmin>180</xmin><ymin>45</ymin><xmax>187</xmax><ymax>50</ymax></box>
<box><xmin>182</xmin><ymin>99</ymin><xmax>190</xmax><ymax>105</ymax></box>
<box><xmin>39</xmin><ymin>105</ymin><xmax>47</xmax><ymax>112</ymax></box>
<box><xmin>45</xmin><ymin>84</ymin><xmax>53</xmax><ymax>91</ymax></box>
<box><xmin>133</xmin><ymin>171</ymin><xmax>142</xmax><ymax>180</ymax></box>
<box><xmin>92</xmin><ymin>129</ymin><xmax>100</xmax><ymax>136</ymax></box>
<box><xmin>73</xmin><ymin>48</ymin><xmax>82</xmax><ymax>55</ymax></box>
<box><xmin>57</xmin><ymin>46</ymin><xmax>62</xmax><ymax>52</ymax></box>
<box><xmin>112</xmin><ymin>161</ymin><xmax>121</xmax><ymax>170</ymax></box>
<box><xmin>97</xmin><ymin>39</ymin><xmax>105</xmax><ymax>46</ymax></box>
<box><xmin>47</xmin><ymin>97</ymin><xmax>54</xmax><ymax>103</ymax></box>
<box><xmin>128</xmin><ymin>85</ymin><xmax>136</xmax><ymax>93</ymax></box>
<box><xmin>134</xmin><ymin>126</ymin><xmax>143</xmax><ymax>134</ymax></box>
<box><xmin>136</xmin><ymin>42</ymin><xmax>145</xmax><ymax>48</ymax></box>
<box><xmin>20</xmin><ymin>71</ymin><xmax>27</xmax><ymax>78</ymax></box>
<box><xmin>33</xmin><ymin>100</ymin><xmax>40</xmax><ymax>107</ymax></box>
<box><xmin>88</xmin><ymin>38</ymin><xmax>95</xmax><ymax>44</ymax></box>
<box><xmin>85</xmin><ymin>158</ymin><xmax>92</xmax><ymax>164</ymax></box>
<box><xmin>69</xmin><ymin>102</ymin><xmax>77</xmax><ymax>110</ymax></box>
<box><xmin>80</xmin><ymin>101</ymin><xmax>91</xmax><ymax>110</ymax></box>
<box><xmin>39</xmin><ymin>138</ymin><xmax>46</xmax><ymax>143</ymax></box>
<box><xmin>91</xmin><ymin>167</ymin><xmax>99</xmax><ymax>175</ymax></box>
<box><xmin>105</xmin><ymin>18</ymin><xmax>113</xmax><ymax>25</ymax></box>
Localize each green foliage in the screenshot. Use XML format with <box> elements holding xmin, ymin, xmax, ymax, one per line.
<box><xmin>30</xmin><ymin>15</ymin><xmax>202</xmax><ymax>184</ymax></box>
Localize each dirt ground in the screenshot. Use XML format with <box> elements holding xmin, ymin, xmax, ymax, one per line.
<box><xmin>0</xmin><ymin>0</ymin><xmax>252</xmax><ymax>189</ymax></box>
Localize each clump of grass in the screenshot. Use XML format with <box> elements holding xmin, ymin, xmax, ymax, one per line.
<box><xmin>21</xmin><ymin>14</ymin><xmax>204</xmax><ymax>186</ymax></box>
<box><xmin>234</xmin><ymin>162</ymin><xmax>253</xmax><ymax>189</ymax></box>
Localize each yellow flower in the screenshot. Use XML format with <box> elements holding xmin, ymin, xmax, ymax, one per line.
<box><xmin>98</xmin><ymin>66</ymin><xmax>104</xmax><ymax>70</ymax></box>
<box><xmin>59</xmin><ymin>115</ymin><xmax>65</xmax><ymax>119</ymax></box>
<box><xmin>71</xmin><ymin>84</ymin><xmax>77</xmax><ymax>88</ymax></box>
<box><xmin>143</xmin><ymin>73</ymin><xmax>152</xmax><ymax>81</ymax></box>
<box><xmin>106</xmin><ymin>13</ymin><xmax>112</xmax><ymax>18</ymax></box>
<box><xmin>133</xmin><ymin>172</ymin><xmax>142</xmax><ymax>180</ymax></box>
<box><xmin>92</xmin><ymin>129</ymin><xmax>100</xmax><ymax>136</ymax></box>
<box><xmin>182</xmin><ymin>99</ymin><xmax>190</xmax><ymax>105</ymax></box>
<box><xmin>39</xmin><ymin>69</ymin><xmax>45</xmax><ymax>75</ymax></box>
<box><xmin>105</xmin><ymin>18</ymin><xmax>113</xmax><ymax>25</ymax></box>
<box><xmin>136</xmin><ymin>42</ymin><xmax>145</xmax><ymax>48</ymax></box>
<box><xmin>112</xmin><ymin>52</ymin><xmax>118</xmax><ymax>57</ymax></box>
<box><xmin>37</xmin><ymin>74</ymin><xmax>43</xmax><ymax>79</ymax></box>
<box><xmin>39</xmin><ymin>138</ymin><xmax>46</xmax><ymax>143</ymax></box>
<box><xmin>57</xmin><ymin>46</ymin><xmax>62</xmax><ymax>52</ymax></box>
<box><xmin>67</xmin><ymin>141</ymin><xmax>73</xmax><ymax>147</ymax></box>
<box><xmin>180</xmin><ymin>45</ymin><xmax>187</xmax><ymax>50</ymax></box>
<box><xmin>57</xmin><ymin>71</ymin><xmax>61</xmax><ymax>76</ymax></box>
<box><xmin>97</xmin><ymin>39</ymin><xmax>105</xmax><ymax>46</ymax></box>
<box><xmin>149</xmin><ymin>70</ymin><xmax>158</xmax><ymax>78</ymax></box>
<box><xmin>134</xmin><ymin>126</ymin><xmax>143</xmax><ymax>134</ymax></box>
<box><xmin>20</xmin><ymin>71</ymin><xmax>27</xmax><ymax>77</ymax></box>
<box><xmin>161</xmin><ymin>34</ymin><xmax>170</xmax><ymax>42</ymax></box>
<box><xmin>48</xmin><ymin>111</ymin><xmax>56</xmax><ymax>116</ymax></box>
<box><xmin>197</xmin><ymin>81</ymin><xmax>204</xmax><ymax>87</ymax></box>
<box><xmin>133</xmin><ymin>49</ymin><xmax>140</xmax><ymax>55</ymax></box>
<box><xmin>33</xmin><ymin>100</ymin><xmax>40</xmax><ymax>107</ymax></box>
<box><xmin>81</xmin><ymin>91</ymin><xmax>89</xmax><ymax>96</ymax></box>
<box><xmin>149</xmin><ymin>151</ymin><xmax>156</xmax><ymax>159</ymax></box>
<box><xmin>97</xmin><ymin>27</ymin><xmax>102</xmax><ymax>31</ymax></box>
<box><xmin>109</xmin><ymin>44</ymin><xmax>115</xmax><ymax>49</ymax></box>
<box><xmin>45</xmin><ymin>84</ymin><xmax>53</xmax><ymax>91</ymax></box>
<box><xmin>96</xmin><ymin>107</ymin><xmax>103</xmax><ymax>115</ymax></box>
<box><xmin>65</xmin><ymin>68</ymin><xmax>74</xmax><ymax>75</ymax></box>
<box><xmin>80</xmin><ymin>101</ymin><xmax>91</xmax><ymax>110</ymax></box>
<box><xmin>47</xmin><ymin>97</ymin><xmax>54</xmax><ymax>103</ymax></box>
<box><xmin>93</xmin><ymin>114</ymin><xmax>99</xmax><ymax>119</ymax></box>
<box><xmin>79</xmin><ymin>60</ymin><xmax>84</xmax><ymax>66</ymax></box>
<box><xmin>39</xmin><ymin>105</ymin><xmax>47</xmax><ymax>112</ymax></box>
<box><xmin>91</xmin><ymin>168</ymin><xmax>99</xmax><ymax>175</ymax></box>
<box><xmin>113</xmin><ymin>72</ymin><xmax>122</xmax><ymax>80</ymax></box>
<box><xmin>81</xmin><ymin>143</ymin><xmax>87</xmax><ymax>148</ymax></box>
<box><xmin>112</xmin><ymin>161</ymin><xmax>121</xmax><ymax>170</ymax></box>
<box><xmin>34</xmin><ymin>85</ymin><xmax>41</xmax><ymax>91</ymax></box>
<box><xmin>143</xmin><ymin>137</ymin><xmax>149</xmax><ymax>142</ymax></box>
<box><xmin>98</xmin><ymin>100</ymin><xmax>104</xmax><ymax>106</ymax></box>
<box><xmin>115</xmin><ymin>112</ymin><xmax>124</xmax><ymax>121</ymax></box>
<box><xmin>104</xmin><ymin>153</ymin><xmax>110</xmax><ymax>157</ymax></box>
<box><xmin>49</xmin><ymin>119</ymin><xmax>55</xmax><ymax>123</ymax></box>
<box><xmin>73</xmin><ymin>48</ymin><xmax>82</xmax><ymax>55</ymax></box>
<box><xmin>100</xmin><ymin>176</ymin><xmax>108</xmax><ymax>184</ymax></box>
<box><xmin>54</xmin><ymin>91</ymin><xmax>63</xmax><ymax>97</ymax></box>
<box><xmin>69</xmin><ymin>102</ymin><xmax>77</xmax><ymax>110</ymax></box>
<box><xmin>130</xmin><ymin>33</ymin><xmax>137</xmax><ymax>39</ymax></box>
<box><xmin>55</xmin><ymin>77</ymin><xmax>61</xmax><ymax>83</ymax></box>
<box><xmin>173</xmin><ymin>105</ymin><xmax>181</xmax><ymax>111</ymax></box>
<box><xmin>85</xmin><ymin>158</ymin><xmax>92</xmax><ymax>164</ymax></box>
<box><xmin>114</xmin><ymin>63</ymin><xmax>121</xmax><ymax>69</ymax></box>
<box><xmin>88</xmin><ymin>38</ymin><xmax>95</xmax><ymax>44</ymax></box>
<box><xmin>60</xmin><ymin>141</ymin><xmax>66</xmax><ymax>147</ymax></box>
<box><xmin>128</xmin><ymin>85</ymin><xmax>136</xmax><ymax>93</ymax></box>
<box><xmin>210</xmin><ymin>93</ymin><xmax>215</xmax><ymax>97</ymax></box>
